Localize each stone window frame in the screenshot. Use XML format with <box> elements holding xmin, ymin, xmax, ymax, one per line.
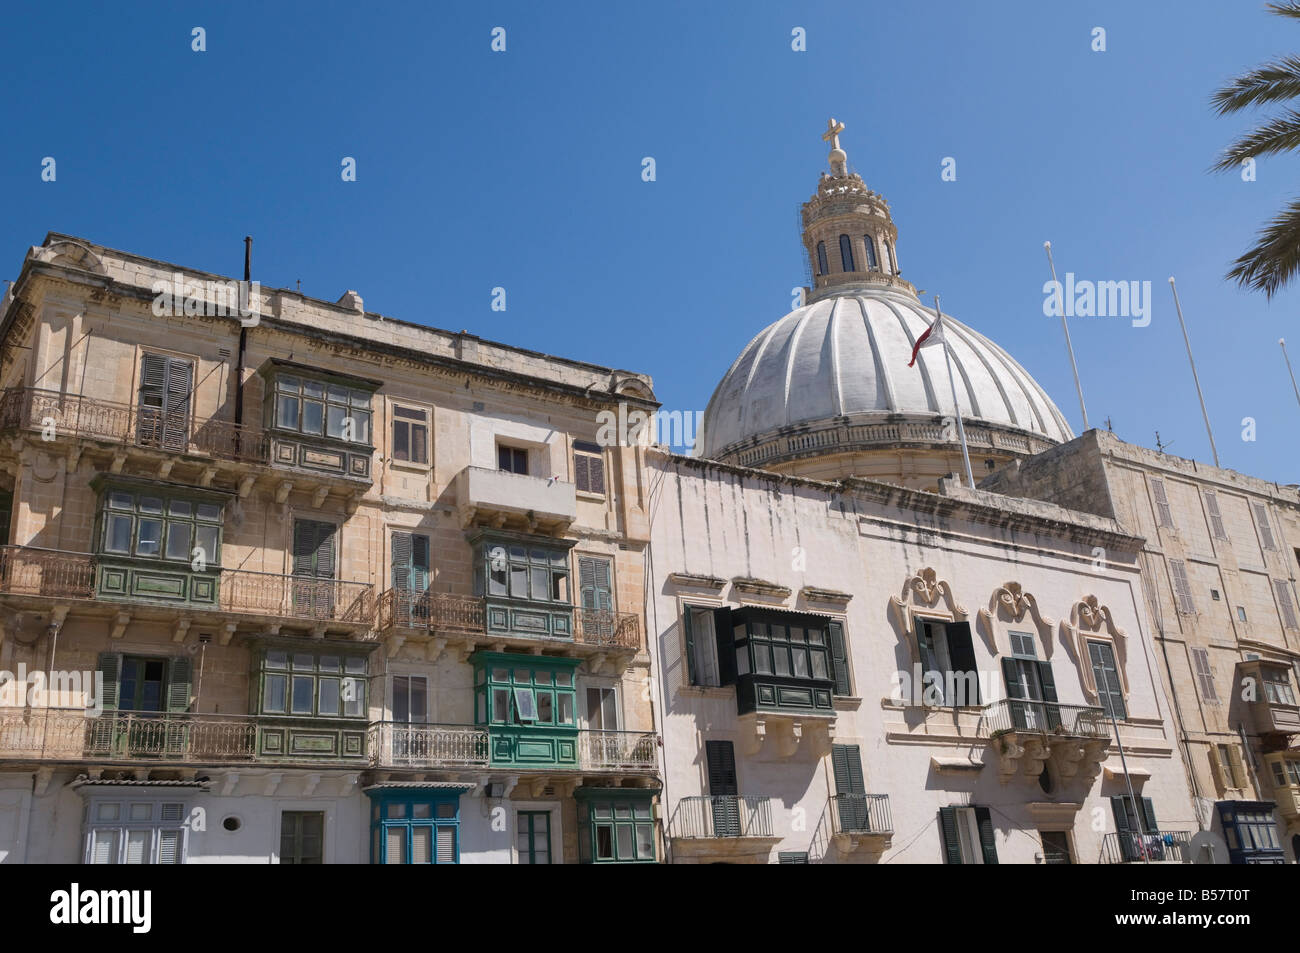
<box><xmin>387</xmin><ymin>397</ymin><xmax>432</xmax><ymax>471</ymax></box>
<box><xmin>1059</xmin><ymin>595</ymin><xmax>1131</xmax><ymax>707</ymax></box>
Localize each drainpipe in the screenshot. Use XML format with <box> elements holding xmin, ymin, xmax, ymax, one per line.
<box><xmin>233</xmin><ymin>238</ymin><xmax>251</xmax><ymax>440</ymax></box>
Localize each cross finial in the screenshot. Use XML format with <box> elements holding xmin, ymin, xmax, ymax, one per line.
<box><xmin>822</xmin><ymin>117</ymin><xmax>845</xmax><ymax>152</ymax></box>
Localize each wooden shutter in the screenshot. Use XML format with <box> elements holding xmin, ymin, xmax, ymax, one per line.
<box><xmin>163</xmin><ymin>359</ymin><xmax>193</xmax><ymax>450</ymax></box>
<box><xmin>166</xmin><ymin>657</ymin><xmax>192</xmax><ymax>712</ymax></box>
<box><xmin>938</xmin><ymin>807</ymin><xmax>962</xmax><ymax>864</ymax></box>
<box><xmin>831</xmin><ymin>744</ymin><xmax>865</xmax><ymax>795</ymax></box>
<box><xmin>97</xmin><ymin>653</ymin><xmax>122</xmax><ymax>710</ymax></box>
<box><xmin>436</xmin><ymin>826</ymin><xmax>456</xmax><ymax>863</ymax></box>
<box><xmin>1191</xmin><ymin>647</ymin><xmax>1218</xmax><ymax>702</ymax></box>
<box><xmin>1274</xmin><ymin>580</ymin><xmax>1299</xmax><ymax>630</ymax></box>
<box><xmin>1170</xmin><ymin>559</ymin><xmax>1195</xmax><ymax>613</ymax></box>
<box><xmin>713</xmin><ymin>606</ymin><xmax>736</xmax><ymax>685</ymax></box>
<box><xmin>586</xmin><ymin>453</ymin><xmax>605</xmax><ymax>495</ymax></box>
<box><xmin>1227</xmin><ymin>746</ymin><xmax>1248</xmax><ymax>788</ymax></box>
<box><xmin>294</xmin><ymin>520</ymin><xmax>336</xmax><ymax>579</ymax></box>
<box><xmin>1253</xmin><ymin>502</ymin><xmax>1277</xmax><ymax>551</ymax></box>
<box><xmin>391</xmin><ymin>532</ymin><xmax>412</xmax><ymax>591</ymax></box>
<box><xmin>1152</xmin><ymin>478</ymin><xmax>1173</xmax><ymax>527</ymax></box>
<box><xmin>1208</xmin><ymin>747</ymin><xmax>1227</xmax><ymax>794</ymax></box>
<box><xmin>1139</xmin><ymin>797</ymin><xmax>1158</xmax><ymax>833</ymax></box>
<box><xmin>577</xmin><ymin>556</ymin><xmax>612</xmax><ymax>611</ymax></box>
<box><xmin>946</xmin><ymin>621</ymin><xmax>980</xmax><ymax>704</ymax></box>
<box><xmin>974</xmin><ymin>806</ymin><xmax>998</xmax><ymax>864</ymax></box>
<box><xmin>682</xmin><ymin>608</ymin><xmax>698</xmax><ymax>686</ymax></box>
<box><xmin>1204</xmin><ymin>491</ymin><xmax>1227</xmax><ymax>539</ymax></box>
<box><xmin>1001</xmin><ymin>657</ymin><xmax>1029</xmax><ymax>730</ymax></box>
<box><xmin>828</xmin><ymin>621</ymin><xmax>851</xmax><ymax>695</ymax></box>
<box><xmin>705</xmin><ymin>740</ymin><xmax>738</xmax><ymax>795</ymax></box>
<box><xmin>573</xmin><ymin>453</ymin><xmax>589</xmax><ymax>493</ymax></box>
<box><xmin>1037</xmin><ymin>660</ymin><xmax>1061</xmax><ymax>729</ymax></box>
<box><xmin>914</xmin><ymin>618</ymin><xmax>938</xmax><ymax>674</ymax></box>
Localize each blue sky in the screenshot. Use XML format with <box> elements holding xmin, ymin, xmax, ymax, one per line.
<box><xmin>2</xmin><ymin>0</ymin><xmax>1297</xmax><ymax>483</ymax></box>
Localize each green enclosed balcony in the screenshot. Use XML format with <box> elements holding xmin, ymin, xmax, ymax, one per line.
<box><xmin>472</xmin><ymin>651</ymin><xmax>581</xmax><ymax>769</ymax></box>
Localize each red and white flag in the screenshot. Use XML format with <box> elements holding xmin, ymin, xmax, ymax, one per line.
<box><xmin>907</xmin><ymin>310</ymin><xmax>945</xmax><ymax>367</ymax></box>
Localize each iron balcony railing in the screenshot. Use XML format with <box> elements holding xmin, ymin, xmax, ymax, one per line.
<box><xmin>1100</xmin><ymin>830</ymin><xmax>1193</xmax><ymax>864</ymax></box>
<box><xmin>368</xmin><ymin>722</ymin><xmax>490</xmax><ymax>768</ymax></box>
<box><xmin>376</xmin><ymin>589</ymin><xmax>640</xmax><ymax>650</ymax></box>
<box><xmin>980</xmin><ymin>698</ymin><xmax>1110</xmax><ymax>739</ymax></box>
<box><xmin>828</xmin><ymin>793</ymin><xmax>893</xmax><ymax>836</ymax></box>
<box><xmin>674</xmin><ymin>795</ymin><xmax>774</xmax><ymax>838</ymax></box>
<box><xmin>0</xmin><ymin>709</ymin><xmax>258</xmax><ymax>762</ymax></box>
<box><xmin>0</xmin><ymin>386</ymin><xmax>270</xmax><ymax>464</ymax></box>
<box><xmin>0</xmin><ymin>546</ymin><xmax>374</xmax><ymax>625</ymax></box>
<box><xmin>579</xmin><ymin>729</ymin><xmax>657</xmax><ymax>770</ymax></box>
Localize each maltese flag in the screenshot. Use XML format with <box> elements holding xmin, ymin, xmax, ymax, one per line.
<box><xmin>907</xmin><ymin>310</ymin><xmax>946</xmax><ymax>367</ymax></box>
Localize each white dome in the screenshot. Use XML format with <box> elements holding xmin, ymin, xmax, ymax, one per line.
<box><xmin>699</xmin><ymin>287</ymin><xmax>1073</xmax><ymax>462</ymax></box>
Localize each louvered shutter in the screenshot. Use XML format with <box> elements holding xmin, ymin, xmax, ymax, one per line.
<box><xmin>828</xmin><ymin>621</ymin><xmax>851</xmax><ymax>695</ymax></box>
<box><xmin>1191</xmin><ymin>648</ymin><xmax>1218</xmax><ymax>702</ymax></box>
<box><xmin>1152</xmin><ymin>479</ymin><xmax>1174</xmax><ymax>527</ymax></box>
<box><xmin>391</xmin><ymin>532</ymin><xmax>412</xmax><ymax>592</ymax></box>
<box><xmin>705</xmin><ymin>740</ymin><xmax>739</xmax><ymax>836</ymax></box>
<box><xmin>411</xmin><ymin>535</ymin><xmax>429</xmax><ymax>591</ymax></box>
<box><xmin>157</xmin><ymin>829</ymin><xmax>181</xmax><ymax>865</ymax></box>
<box><xmin>938</xmin><ymin>807</ymin><xmax>962</xmax><ymax>864</ymax></box>
<box><xmin>1140</xmin><ymin>797</ymin><xmax>1158</xmax><ymax>834</ymax></box>
<box><xmin>587</xmin><ymin>453</ymin><xmax>605</xmax><ymax>495</ymax></box>
<box><xmin>91</xmin><ymin>652</ymin><xmax>121</xmax><ymax>753</ymax></box>
<box><xmin>436</xmin><ymin>825</ymin><xmax>457</xmax><ymax>863</ymax></box>
<box><xmin>385</xmin><ymin>827</ymin><xmax>404</xmax><ymax>864</ymax></box>
<box><xmin>163</xmin><ymin>358</ymin><xmax>193</xmax><ymax>450</ymax></box>
<box><xmin>682</xmin><ymin>608</ymin><xmax>698</xmax><ymax>686</ymax></box>
<box><xmin>915</xmin><ymin>618</ymin><xmax>939</xmax><ymax>675</ymax></box>
<box><xmin>1170</xmin><ymin>559</ymin><xmax>1195</xmax><ymax>613</ymax></box>
<box><xmin>573</xmin><ymin>453</ymin><xmax>589</xmax><ymax>493</ymax></box>
<box><xmin>411</xmin><ymin>827</ymin><xmax>432</xmax><ymax>864</ymax></box>
<box><xmin>1037</xmin><ymin>660</ymin><xmax>1061</xmax><ymax>730</ymax></box>
<box><xmin>713</xmin><ymin>607</ymin><xmax>736</xmax><ymax>685</ymax></box>
<box><xmin>1273</xmin><ymin>580</ymin><xmax>1298</xmax><ymax>629</ymax></box>
<box><xmin>974</xmin><ymin>807</ymin><xmax>998</xmax><ymax>864</ymax></box>
<box><xmin>832</xmin><ymin>744</ymin><xmax>867</xmax><ymax>831</ymax></box>
<box><xmin>1228</xmin><ymin>746</ymin><xmax>1248</xmax><ymax>788</ymax></box>
<box><xmin>1001</xmin><ymin>657</ymin><xmax>1029</xmax><ymax>729</ymax></box>
<box><xmin>1205</xmin><ymin>491</ymin><xmax>1227</xmax><ymax>539</ymax></box>
<box><xmin>946</xmin><ymin>622</ymin><xmax>980</xmax><ymax>704</ymax></box>
<box><xmin>137</xmin><ymin>354</ymin><xmax>167</xmax><ymax>446</ymax></box>
<box><xmin>165</xmin><ymin>656</ymin><xmax>192</xmax><ymax>756</ymax></box>
<box><xmin>1208</xmin><ymin>747</ymin><xmax>1227</xmax><ymax>794</ymax></box>
<box><xmin>1111</xmin><ymin>796</ymin><xmax>1138</xmax><ymax>861</ymax></box>
<box><xmin>1253</xmin><ymin>502</ymin><xmax>1277</xmax><ymax>550</ymax></box>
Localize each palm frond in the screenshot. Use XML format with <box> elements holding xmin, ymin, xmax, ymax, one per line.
<box><xmin>1210</xmin><ymin>108</ymin><xmax>1300</xmax><ymax>172</ymax></box>
<box><xmin>1211</xmin><ymin>55</ymin><xmax>1300</xmax><ymax>114</ymax></box>
<box><xmin>1266</xmin><ymin>1</ymin><xmax>1300</xmax><ymax>22</ymax></box>
<box><xmin>1225</xmin><ymin>196</ymin><xmax>1300</xmax><ymax>298</ymax></box>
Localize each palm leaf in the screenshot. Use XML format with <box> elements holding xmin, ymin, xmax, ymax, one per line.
<box><xmin>1210</xmin><ymin>108</ymin><xmax>1300</xmax><ymax>171</ymax></box>
<box><xmin>1267</xmin><ymin>1</ymin><xmax>1300</xmax><ymax>22</ymax></box>
<box><xmin>1211</xmin><ymin>55</ymin><xmax>1300</xmax><ymax>114</ymax></box>
<box><xmin>1225</xmin><ymin>195</ymin><xmax>1300</xmax><ymax>297</ymax></box>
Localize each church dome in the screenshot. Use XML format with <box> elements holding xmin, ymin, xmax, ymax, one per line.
<box><xmin>696</xmin><ymin>119</ymin><xmax>1073</xmax><ymax>487</ymax></box>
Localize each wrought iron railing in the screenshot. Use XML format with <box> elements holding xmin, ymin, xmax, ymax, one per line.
<box><xmin>376</xmin><ymin>588</ymin><xmax>486</xmax><ymax>633</ymax></box>
<box><xmin>0</xmin><ymin>547</ymin><xmax>373</xmax><ymax>624</ymax></box>
<box><xmin>0</xmin><ymin>709</ymin><xmax>259</xmax><ymax>762</ymax></box>
<box><xmin>980</xmin><ymin>698</ymin><xmax>1110</xmax><ymax>739</ymax></box>
<box><xmin>575</xmin><ymin>609</ymin><xmax>641</xmax><ymax>650</ymax></box>
<box><xmin>579</xmin><ymin>729</ymin><xmax>657</xmax><ymax>770</ymax></box>
<box><xmin>1100</xmin><ymin>830</ymin><xmax>1193</xmax><ymax>864</ymax></box>
<box><xmin>368</xmin><ymin>722</ymin><xmax>489</xmax><ymax>768</ymax></box>
<box><xmin>0</xmin><ymin>387</ymin><xmax>269</xmax><ymax>463</ymax></box>
<box><xmin>828</xmin><ymin>793</ymin><xmax>893</xmax><ymax>836</ymax></box>
<box><xmin>674</xmin><ymin>795</ymin><xmax>774</xmax><ymax>838</ymax></box>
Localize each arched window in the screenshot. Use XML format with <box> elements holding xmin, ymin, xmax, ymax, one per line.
<box><xmin>839</xmin><ymin>234</ymin><xmax>855</xmax><ymax>272</ymax></box>
<box><xmin>864</xmin><ymin>235</ymin><xmax>878</xmax><ymax>269</ymax></box>
<box><xmin>816</xmin><ymin>242</ymin><xmax>828</xmax><ymax>276</ymax></box>
<box><xmin>886</xmin><ymin>241</ymin><xmax>897</xmax><ymax>273</ymax></box>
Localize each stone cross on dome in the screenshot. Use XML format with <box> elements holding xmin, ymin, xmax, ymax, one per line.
<box><xmin>822</xmin><ymin>117</ymin><xmax>848</xmax><ymax>175</ymax></box>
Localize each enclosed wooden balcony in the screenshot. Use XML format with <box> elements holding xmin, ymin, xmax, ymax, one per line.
<box><xmin>1237</xmin><ymin>659</ymin><xmax>1300</xmax><ymax>738</ymax></box>
<box><xmin>0</xmin><ymin>546</ymin><xmax>374</xmax><ymax>635</ymax></box>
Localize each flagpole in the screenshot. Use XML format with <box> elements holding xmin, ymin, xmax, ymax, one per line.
<box><xmin>935</xmin><ymin>296</ymin><xmax>976</xmax><ymax>489</ymax></box>
<box><xmin>1044</xmin><ymin>241</ymin><xmax>1090</xmax><ymax>431</ymax></box>
<box><xmin>1282</xmin><ymin>338</ymin><xmax>1300</xmax><ymax>414</ymax></box>
<box><xmin>1167</xmin><ymin>277</ymin><xmax>1219</xmax><ymax>468</ymax></box>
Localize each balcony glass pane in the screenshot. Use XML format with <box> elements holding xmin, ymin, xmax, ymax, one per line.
<box><xmin>491</xmin><ymin>689</ymin><xmax>509</xmax><ymax>723</ymax></box>
<box><xmin>326</xmin><ymin>404</ymin><xmax>347</xmax><ymax>439</ymax></box>
<box><xmin>168</xmin><ymin>500</ymin><xmax>192</xmax><ymax>517</ymax></box>
<box><xmin>343</xmin><ymin>678</ymin><xmax>365</xmax><ymax>717</ymax></box>
<box><xmin>302</xmin><ymin>400</ymin><xmax>324</xmax><ymax>435</ymax></box>
<box><xmin>278</xmin><ymin>376</ymin><xmax>299</xmax><ymax>392</ymax></box>
<box><xmin>319</xmin><ymin>678</ymin><xmax>340</xmax><ymax>715</ymax></box>
<box><xmin>530</xmin><ymin>566</ymin><xmax>549</xmax><ymax>600</ymax></box>
<box><xmin>165</xmin><ymin>522</ymin><xmax>191</xmax><ymax>560</ymax></box>
<box><xmin>109</xmin><ymin>491</ymin><xmax>133</xmax><ymax>509</ymax></box>
<box><xmin>327</xmin><ymin>384</ymin><xmax>348</xmax><ymax>402</ymax></box>
<box><xmin>197</xmin><ymin>503</ymin><xmax>222</xmax><ymax>522</ymax></box>
<box><xmin>558</xmin><ymin>694</ymin><xmax>573</xmax><ymax>724</ymax></box>
<box><xmin>139</xmin><ymin>498</ymin><xmax>163</xmax><ymax>514</ymax></box>
<box><xmin>556</xmin><ymin>672</ymin><xmax>572</xmax><ymax>687</ymax></box>
<box><xmin>792</xmin><ymin>647</ymin><xmax>809</xmax><ymax>678</ymax></box>
<box><xmin>510</xmin><ymin>565</ymin><xmax>527</xmax><ymax>597</ymax></box>
<box><xmin>636</xmin><ymin>824</ymin><xmax>654</xmax><ymax>858</ymax></box>
<box><xmin>302</xmin><ymin>380</ymin><xmax>324</xmax><ymax>398</ymax></box>
<box><xmin>595</xmin><ymin>824</ymin><xmax>613</xmax><ymax>859</ymax></box>
<box><xmin>345</xmin><ymin>657</ymin><xmax>367</xmax><ymax>675</ymax></box>
<box><xmin>136</xmin><ymin>519</ymin><xmax>162</xmax><ymax>556</ymax></box>
<box><xmin>266</xmin><ymin>651</ymin><xmax>288</xmax><ymax>670</ymax></box>
<box><xmin>319</xmin><ymin>656</ymin><xmax>340</xmax><ymax>673</ymax></box>
<box><xmin>811</xmin><ymin>651</ymin><xmax>828</xmax><ymax>679</ymax></box>
<box><xmin>616</xmin><ymin>825</ymin><xmax>633</xmax><ymax>858</ymax></box>
<box><xmin>276</xmin><ymin>395</ymin><xmax>298</xmax><ymax>429</ymax></box>
<box><xmin>293</xmin><ymin>653</ymin><xmax>314</xmax><ymax>669</ymax></box>
<box><xmin>352</xmin><ymin>410</ymin><xmax>370</xmax><ymax>443</ymax></box>
<box><xmin>291</xmin><ymin>676</ymin><xmax>314</xmax><ymax>714</ymax></box>
<box><xmin>195</xmin><ymin>525</ymin><xmax>219</xmax><ymax>565</ymax></box>
<box><xmin>264</xmin><ymin>675</ymin><xmax>286</xmax><ymax>713</ymax></box>
<box><xmin>106</xmin><ymin>514</ymin><xmax>133</xmax><ymax>553</ymax></box>
<box><xmin>537</xmin><ymin>692</ymin><xmax>553</xmax><ymax>723</ymax></box>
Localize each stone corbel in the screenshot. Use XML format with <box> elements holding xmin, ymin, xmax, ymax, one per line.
<box><xmin>345</xmin><ymin>492</ymin><xmax>362</xmax><ymax>517</ymax></box>
<box><xmin>110</xmin><ymin>451</ymin><xmax>127</xmax><ymax>474</ymax></box>
<box><xmin>385</xmin><ymin>632</ymin><xmax>407</xmax><ymax>658</ymax></box>
<box><xmin>275</xmin><ymin>481</ymin><xmax>293</xmax><ymax>504</ymax></box>
<box><xmin>500</xmin><ymin>775</ymin><xmax>520</xmax><ymax>799</ymax></box>
<box><xmin>219</xmin><ymin>622</ymin><xmax>237</xmax><ymax>646</ymax></box>
<box><xmin>264</xmin><ymin>772</ymin><xmax>284</xmax><ymax>797</ymax></box>
<box><xmin>1060</xmin><ymin>595</ymin><xmax>1129</xmax><ymax>705</ymax></box>
<box><xmin>976</xmin><ymin>582</ymin><xmax>1055</xmax><ymax>659</ymax></box>
<box><xmin>303</xmin><ymin>773</ymin><xmax>322</xmax><ymax>798</ymax></box>
<box><xmin>158</xmin><ymin>459</ymin><xmax>175</xmax><ymax>480</ymax></box>
<box><xmin>529</xmin><ymin>776</ymin><xmax>551</xmax><ymax>798</ymax></box>
<box><xmin>237</xmin><ymin>474</ymin><xmax>256</xmax><ymax>499</ymax></box>
<box><xmin>426</xmin><ymin>636</ymin><xmax>447</xmax><ymax>664</ymax></box>
<box><xmin>199</xmin><ymin>465</ymin><xmax>217</xmax><ymax>488</ymax></box>
<box><xmin>888</xmin><ymin>567</ymin><xmax>968</xmax><ymax>663</ymax></box>
<box><xmin>587</xmin><ymin>652</ymin><xmax>608</xmax><ymax>675</ymax></box>
<box><xmin>742</xmin><ymin>717</ymin><xmax>770</xmax><ymax>757</ymax></box>
<box><xmin>66</xmin><ymin>444</ymin><xmax>83</xmax><ymax>472</ymax></box>
<box><xmin>34</xmin><ymin>767</ymin><xmax>54</xmax><ymax>796</ymax></box>
<box><xmin>312</xmin><ymin>486</ymin><xmax>329</xmax><ymax>509</ymax></box>
<box><xmin>172</xmin><ymin>618</ymin><xmax>191</xmax><ymax>644</ymax></box>
<box><xmin>311</xmin><ymin>624</ymin><xmax>326</xmax><ymax>640</ymax></box>
<box><xmin>338</xmin><ymin>773</ymin><xmax>360</xmax><ymax>796</ymax></box>
<box><xmin>110</xmin><ymin>612</ymin><xmax>131</xmax><ymax>640</ymax></box>
<box><xmin>221</xmin><ymin>773</ymin><xmax>240</xmax><ymax>797</ymax></box>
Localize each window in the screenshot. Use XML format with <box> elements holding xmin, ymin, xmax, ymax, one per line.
<box><xmin>1262</xmin><ymin>666</ymin><xmax>1297</xmax><ymax>705</ymax></box>
<box><xmin>839</xmin><ymin>234</ymin><xmax>855</xmax><ymax>272</ymax></box>
<box><xmin>1110</xmin><ymin>796</ymin><xmax>1162</xmax><ymax>861</ymax></box>
<box><xmin>137</xmin><ymin>353</ymin><xmax>193</xmax><ymax>451</ymax></box>
<box><xmin>705</xmin><ymin>740</ymin><xmax>740</xmax><ymax>837</ymax></box>
<box><xmin>1040</xmin><ymin>830</ymin><xmax>1072</xmax><ymax>865</ymax></box>
<box><xmin>476</xmin><ymin>659</ymin><xmax>577</xmax><ymax>728</ymax></box>
<box><xmin>1217</xmin><ymin>803</ymin><xmax>1283</xmax><ymax>862</ymax></box>
<box><xmin>517</xmin><ymin>811</ymin><xmax>551</xmax><ymax>864</ymax></box>
<box><xmin>1253</xmin><ymin>502</ymin><xmax>1278</xmax><ymax>551</ymax></box>
<box><xmin>1088</xmin><ymin>640</ymin><xmax>1127</xmax><ymax>719</ymax></box>
<box><xmin>369</xmin><ymin>795</ymin><xmax>459</xmax><ymax>864</ymax></box>
<box><xmin>576</xmin><ymin>792</ymin><xmax>656</xmax><ymax>863</ymax></box>
<box><xmin>99</xmin><ymin>489</ymin><xmax>223</xmax><ymax>565</ymax></box>
<box><xmin>778</xmin><ymin>851</ymin><xmax>810</xmax><ymax>863</ymax></box>
<box><xmin>1213</xmin><ymin>743</ymin><xmax>1247</xmax><ymax>791</ymax></box>
<box><xmin>498</xmin><ymin>444</ymin><xmax>528</xmax><ymax>475</ymax></box>
<box><xmin>683</xmin><ymin>606</ymin><xmax>720</xmax><ymax>687</ymax></box>
<box><xmin>573</xmin><ymin>440</ymin><xmax>606</xmax><ymax>495</ymax></box>
<box><xmin>864</xmin><ymin>235</ymin><xmax>878</xmax><ymax>269</ymax></box>
<box><xmin>274</xmin><ymin>375</ymin><xmax>371</xmax><ymax>444</ymax></box>
<box><xmin>1205</xmin><ymin>490</ymin><xmax>1228</xmax><ymax>539</ymax></box>
<box><xmin>260</xmin><ymin>650</ymin><xmax>367</xmax><ymax>719</ymax></box>
<box><xmin>1190</xmin><ymin>647</ymin><xmax>1218</xmax><ymax>704</ymax></box>
<box><xmin>392</xmin><ymin>675</ymin><xmax>428</xmax><ymax>724</ymax></box>
<box><xmin>739</xmin><ymin>618</ymin><xmax>833</xmax><ymax>683</ymax></box>
<box><xmin>391</xmin><ymin>405</ymin><xmax>428</xmax><ymax>464</ymax></box>
<box><xmin>120</xmin><ymin>657</ymin><xmax>168</xmax><ymax>713</ymax></box>
<box><xmin>1237</xmin><ymin>606</ymin><xmax>1248</xmax><ymax>622</ymax></box>
<box><xmin>390</xmin><ymin>531</ymin><xmax>430</xmax><ymax>594</ymax></box>
<box><xmin>816</xmin><ymin>241</ymin><xmax>828</xmax><ymax>276</ymax></box>
<box><xmin>939</xmin><ymin>806</ymin><xmax>996</xmax><ymax>864</ymax></box>
<box><xmin>577</xmin><ymin>555</ymin><xmax>613</xmax><ymax>612</ymax></box>
<box><xmin>914</xmin><ymin>619</ymin><xmax>980</xmax><ymax>706</ymax></box>
<box><xmin>1170</xmin><ymin>559</ymin><xmax>1196</xmax><ymax>614</ymax></box>
<box><xmin>86</xmin><ymin>800</ymin><xmax>186</xmax><ymax>864</ymax></box>
<box><xmin>885</xmin><ymin>240</ymin><xmax>897</xmax><ymax>273</ymax></box>
<box><xmin>1211</xmin><ymin>589</ymin><xmax>1221</xmax><ymax>601</ymax></box>
<box><xmin>475</xmin><ymin>540</ymin><xmax>569</xmax><ymax>604</ymax></box>
<box><xmin>1001</xmin><ymin>631</ymin><xmax>1060</xmax><ymax>730</ymax></box>
<box><xmin>1274</xmin><ymin>580</ymin><xmax>1299</xmax><ymax>630</ymax></box>
<box><xmin>1270</xmin><ymin>757</ymin><xmax>1300</xmax><ymax>788</ymax></box>
<box><xmin>98</xmin><ymin>653</ymin><xmax>191</xmax><ymax>719</ymax></box>
<box><xmin>280</xmin><ymin>811</ymin><xmax>324</xmax><ymax>864</ymax></box>
<box><xmin>585</xmin><ymin>686</ymin><xmax>620</xmax><ymax>731</ymax></box>
<box><xmin>1151</xmin><ymin>478</ymin><xmax>1174</xmax><ymax>528</ymax></box>
<box><xmin>831</xmin><ymin>744</ymin><xmax>869</xmax><ymax>832</ymax></box>
<box><xmin>292</xmin><ymin>519</ymin><xmax>338</xmax><ymax>616</ymax></box>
